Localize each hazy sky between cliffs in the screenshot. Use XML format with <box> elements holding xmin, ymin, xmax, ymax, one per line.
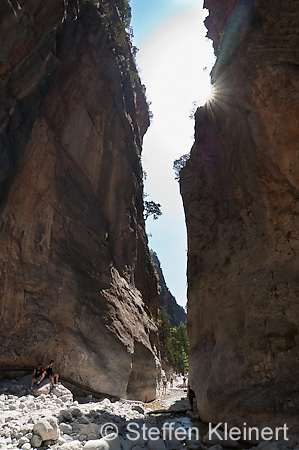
<box><xmin>130</xmin><ymin>0</ymin><xmax>215</xmax><ymax>308</ymax></box>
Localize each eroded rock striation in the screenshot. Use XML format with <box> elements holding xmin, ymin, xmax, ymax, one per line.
<box><xmin>181</xmin><ymin>0</ymin><xmax>299</xmax><ymax>433</ymax></box>
<box><xmin>0</xmin><ymin>0</ymin><xmax>159</xmax><ymax>401</ymax></box>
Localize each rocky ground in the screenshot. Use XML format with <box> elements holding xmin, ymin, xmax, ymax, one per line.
<box><xmin>0</xmin><ymin>376</ymin><xmax>298</xmax><ymax>450</ymax></box>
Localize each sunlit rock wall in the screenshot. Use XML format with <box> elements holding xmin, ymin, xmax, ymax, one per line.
<box><xmin>181</xmin><ymin>0</ymin><xmax>299</xmax><ymax>432</ymax></box>
<box><xmin>0</xmin><ymin>0</ymin><xmax>159</xmax><ymax>401</ymax></box>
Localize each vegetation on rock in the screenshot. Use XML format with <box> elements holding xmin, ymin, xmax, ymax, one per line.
<box><xmin>158</xmin><ymin>308</ymin><xmax>189</xmax><ymax>374</ymax></box>
<box><xmin>173</xmin><ymin>153</ymin><xmax>190</xmax><ymax>181</ymax></box>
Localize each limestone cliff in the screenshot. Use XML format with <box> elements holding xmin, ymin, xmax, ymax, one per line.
<box><xmin>0</xmin><ymin>0</ymin><xmax>159</xmax><ymax>401</ymax></box>
<box><xmin>181</xmin><ymin>0</ymin><xmax>299</xmax><ymax>433</ymax></box>
<box><xmin>151</xmin><ymin>251</ymin><xmax>186</xmax><ymax>327</ymax></box>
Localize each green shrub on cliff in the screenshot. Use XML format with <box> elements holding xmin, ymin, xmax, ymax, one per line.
<box><xmin>158</xmin><ymin>308</ymin><xmax>189</xmax><ymax>374</ymax></box>
<box><xmin>173</xmin><ymin>153</ymin><xmax>190</xmax><ymax>181</ymax></box>
<box><xmin>115</xmin><ymin>0</ymin><xmax>131</xmax><ymax>28</ymax></box>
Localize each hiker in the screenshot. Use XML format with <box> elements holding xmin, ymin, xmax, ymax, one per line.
<box><xmin>41</xmin><ymin>359</ymin><xmax>59</xmax><ymax>385</ymax></box>
<box><xmin>187</xmin><ymin>386</ymin><xmax>195</xmax><ymax>411</ymax></box>
<box><xmin>183</xmin><ymin>376</ymin><xmax>187</xmax><ymax>388</ymax></box>
<box><xmin>30</xmin><ymin>363</ymin><xmax>44</xmax><ymax>389</ymax></box>
<box><xmin>162</xmin><ymin>378</ymin><xmax>167</xmax><ymax>394</ymax></box>
<box><xmin>170</xmin><ymin>376</ymin><xmax>173</xmax><ymax>388</ymax></box>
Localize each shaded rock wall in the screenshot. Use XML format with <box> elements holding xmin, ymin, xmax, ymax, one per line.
<box><xmin>0</xmin><ymin>0</ymin><xmax>159</xmax><ymax>401</ymax></box>
<box><xmin>151</xmin><ymin>251</ymin><xmax>186</xmax><ymax>327</ymax></box>
<box><xmin>181</xmin><ymin>0</ymin><xmax>299</xmax><ymax>432</ymax></box>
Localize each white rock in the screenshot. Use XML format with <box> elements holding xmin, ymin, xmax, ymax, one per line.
<box><xmin>33</xmin><ymin>380</ymin><xmax>52</xmax><ymax>397</ymax></box>
<box><xmin>84</xmin><ymin>439</ymin><xmax>110</xmax><ymax>450</ymax></box>
<box><xmin>84</xmin><ymin>435</ymin><xmax>121</xmax><ymax>450</ymax></box>
<box><xmin>0</xmin><ymin>443</ymin><xmax>7</xmax><ymax>450</ymax></box>
<box><xmin>52</xmin><ymin>384</ymin><xmax>73</xmax><ymax>402</ymax></box>
<box><xmin>21</xmin><ymin>443</ymin><xmax>31</xmax><ymax>450</ymax></box>
<box><xmin>99</xmin><ymin>399</ymin><xmax>112</xmax><ymax>409</ymax></box>
<box><xmin>61</xmin><ymin>440</ymin><xmax>83</xmax><ymax>449</ymax></box>
<box><xmin>31</xmin><ymin>434</ymin><xmax>43</xmax><ymax>448</ymax></box>
<box><xmin>19</xmin><ymin>436</ymin><xmax>30</xmax><ymax>445</ymax></box>
<box><xmin>147</xmin><ymin>438</ymin><xmax>167</xmax><ymax>450</ymax></box>
<box><xmin>33</xmin><ymin>417</ymin><xmax>59</xmax><ymax>441</ymax></box>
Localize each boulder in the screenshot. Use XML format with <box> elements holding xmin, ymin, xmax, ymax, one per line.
<box><xmin>61</xmin><ymin>440</ymin><xmax>83</xmax><ymax>449</ymax></box>
<box><xmin>33</xmin><ymin>380</ymin><xmax>52</xmax><ymax>396</ymax></box>
<box><xmin>52</xmin><ymin>384</ymin><xmax>73</xmax><ymax>402</ymax></box>
<box><xmin>84</xmin><ymin>434</ymin><xmax>121</xmax><ymax>450</ymax></box>
<box><xmin>61</xmin><ymin>409</ymin><xmax>74</xmax><ymax>422</ymax></box>
<box><xmin>84</xmin><ymin>439</ymin><xmax>110</xmax><ymax>450</ymax></box>
<box><xmin>31</xmin><ymin>434</ymin><xmax>43</xmax><ymax>448</ymax></box>
<box><xmin>60</xmin><ymin>423</ymin><xmax>73</xmax><ymax>435</ymax></box>
<box><xmin>33</xmin><ymin>417</ymin><xmax>60</xmax><ymax>441</ymax></box>
<box><xmin>70</xmin><ymin>407</ymin><xmax>82</xmax><ymax>418</ymax></box>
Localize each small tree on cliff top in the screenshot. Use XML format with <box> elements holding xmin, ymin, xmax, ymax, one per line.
<box><xmin>144</xmin><ymin>200</ymin><xmax>162</xmax><ymax>221</ymax></box>
<box><xmin>173</xmin><ymin>153</ymin><xmax>190</xmax><ymax>181</ymax></box>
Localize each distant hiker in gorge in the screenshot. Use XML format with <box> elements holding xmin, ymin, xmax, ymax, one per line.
<box><xmin>183</xmin><ymin>376</ymin><xmax>187</xmax><ymax>388</ymax></box>
<box><xmin>30</xmin><ymin>363</ymin><xmax>44</xmax><ymax>389</ymax></box>
<box><xmin>40</xmin><ymin>359</ymin><xmax>59</xmax><ymax>385</ymax></box>
<box><xmin>170</xmin><ymin>376</ymin><xmax>173</xmax><ymax>388</ymax></box>
<box><xmin>162</xmin><ymin>378</ymin><xmax>167</xmax><ymax>393</ymax></box>
<box><xmin>187</xmin><ymin>386</ymin><xmax>195</xmax><ymax>411</ymax></box>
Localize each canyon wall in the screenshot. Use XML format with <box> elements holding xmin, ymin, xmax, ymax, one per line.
<box><xmin>181</xmin><ymin>0</ymin><xmax>299</xmax><ymax>433</ymax></box>
<box><xmin>0</xmin><ymin>0</ymin><xmax>159</xmax><ymax>401</ymax></box>
<box><xmin>151</xmin><ymin>251</ymin><xmax>186</xmax><ymax>327</ymax></box>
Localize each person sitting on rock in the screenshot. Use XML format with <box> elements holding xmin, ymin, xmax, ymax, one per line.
<box><xmin>30</xmin><ymin>363</ymin><xmax>44</xmax><ymax>389</ymax></box>
<box><xmin>41</xmin><ymin>360</ymin><xmax>59</xmax><ymax>385</ymax></box>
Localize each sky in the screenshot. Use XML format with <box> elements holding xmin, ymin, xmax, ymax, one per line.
<box><xmin>130</xmin><ymin>0</ymin><xmax>215</xmax><ymax>308</ymax></box>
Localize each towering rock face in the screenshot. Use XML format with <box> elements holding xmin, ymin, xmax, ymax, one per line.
<box><xmin>151</xmin><ymin>251</ymin><xmax>187</xmax><ymax>327</ymax></box>
<box><xmin>181</xmin><ymin>0</ymin><xmax>299</xmax><ymax>433</ymax></box>
<box><xmin>0</xmin><ymin>0</ymin><xmax>159</xmax><ymax>401</ymax></box>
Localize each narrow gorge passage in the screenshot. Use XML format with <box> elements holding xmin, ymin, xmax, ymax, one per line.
<box><xmin>1</xmin><ymin>0</ymin><xmax>299</xmax><ymax>447</ymax></box>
